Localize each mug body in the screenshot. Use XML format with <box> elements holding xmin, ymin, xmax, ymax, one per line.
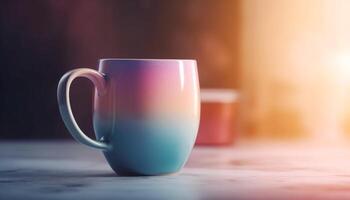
<box><xmin>93</xmin><ymin>59</ymin><xmax>200</xmax><ymax>175</ymax></box>
<box><xmin>196</xmin><ymin>89</ymin><xmax>239</xmax><ymax>145</ymax></box>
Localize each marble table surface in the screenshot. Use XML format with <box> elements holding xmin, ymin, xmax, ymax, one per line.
<box><xmin>2</xmin><ymin>140</ymin><xmax>350</xmax><ymax>200</ymax></box>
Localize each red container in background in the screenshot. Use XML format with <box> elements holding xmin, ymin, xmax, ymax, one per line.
<box><xmin>196</xmin><ymin>89</ymin><xmax>239</xmax><ymax>145</ymax></box>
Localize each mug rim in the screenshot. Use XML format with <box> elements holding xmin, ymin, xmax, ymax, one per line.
<box><xmin>201</xmin><ymin>89</ymin><xmax>239</xmax><ymax>103</ymax></box>
<box><xmin>99</xmin><ymin>58</ymin><xmax>196</xmax><ymax>62</ymax></box>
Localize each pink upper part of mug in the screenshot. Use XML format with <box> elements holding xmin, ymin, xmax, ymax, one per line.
<box><xmin>94</xmin><ymin>59</ymin><xmax>200</xmax><ymax>120</ymax></box>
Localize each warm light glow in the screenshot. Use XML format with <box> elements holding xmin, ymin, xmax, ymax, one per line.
<box><xmin>240</xmin><ymin>0</ymin><xmax>350</xmax><ymax>141</ymax></box>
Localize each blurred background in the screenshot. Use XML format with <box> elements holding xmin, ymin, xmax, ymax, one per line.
<box><xmin>1</xmin><ymin>0</ymin><xmax>350</xmax><ymax>144</ymax></box>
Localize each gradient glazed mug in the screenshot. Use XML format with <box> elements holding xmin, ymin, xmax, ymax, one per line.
<box><xmin>57</xmin><ymin>59</ymin><xmax>200</xmax><ymax>176</ymax></box>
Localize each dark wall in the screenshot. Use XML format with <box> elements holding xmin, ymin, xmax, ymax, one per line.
<box><xmin>0</xmin><ymin>0</ymin><xmax>240</xmax><ymax>139</ymax></box>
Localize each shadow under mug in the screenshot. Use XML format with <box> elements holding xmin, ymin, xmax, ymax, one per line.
<box><xmin>57</xmin><ymin>59</ymin><xmax>200</xmax><ymax>176</ymax></box>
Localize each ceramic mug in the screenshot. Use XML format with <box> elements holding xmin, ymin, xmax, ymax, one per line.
<box><xmin>196</xmin><ymin>89</ymin><xmax>238</xmax><ymax>145</ymax></box>
<box><xmin>57</xmin><ymin>59</ymin><xmax>200</xmax><ymax>175</ymax></box>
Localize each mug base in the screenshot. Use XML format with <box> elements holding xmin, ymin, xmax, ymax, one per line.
<box><xmin>111</xmin><ymin>167</ymin><xmax>181</xmax><ymax>176</ymax></box>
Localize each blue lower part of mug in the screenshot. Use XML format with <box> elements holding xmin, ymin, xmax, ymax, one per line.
<box><xmin>94</xmin><ymin>117</ymin><xmax>198</xmax><ymax>176</ymax></box>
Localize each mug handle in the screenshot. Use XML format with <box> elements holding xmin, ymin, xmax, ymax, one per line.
<box><xmin>57</xmin><ymin>68</ymin><xmax>111</xmax><ymax>151</ymax></box>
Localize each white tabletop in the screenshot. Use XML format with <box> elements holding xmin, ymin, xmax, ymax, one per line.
<box><xmin>1</xmin><ymin>141</ymin><xmax>350</xmax><ymax>200</ymax></box>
